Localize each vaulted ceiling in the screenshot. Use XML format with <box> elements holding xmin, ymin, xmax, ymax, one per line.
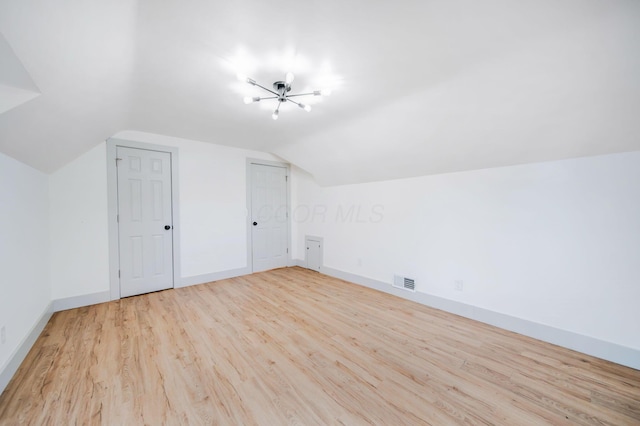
<box><xmin>1</xmin><ymin>0</ymin><xmax>639</xmax><ymax>185</ymax></box>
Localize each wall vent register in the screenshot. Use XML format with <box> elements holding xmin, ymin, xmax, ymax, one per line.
<box><xmin>393</xmin><ymin>275</ymin><xmax>415</xmax><ymax>292</ymax></box>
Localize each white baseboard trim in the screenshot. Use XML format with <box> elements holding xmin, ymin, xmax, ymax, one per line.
<box><xmin>0</xmin><ymin>302</ymin><xmax>53</xmax><ymax>395</ymax></box>
<box><xmin>320</xmin><ymin>266</ymin><xmax>640</xmax><ymax>371</ymax></box>
<box><xmin>290</xmin><ymin>258</ymin><xmax>306</xmax><ymax>268</ymax></box>
<box><xmin>180</xmin><ymin>267</ymin><xmax>251</xmax><ymax>288</ymax></box>
<box><xmin>52</xmin><ymin>291</ymin><xmax>111</xmax><ymax>312</ymax></box>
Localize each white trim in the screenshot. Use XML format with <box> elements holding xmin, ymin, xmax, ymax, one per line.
<box><xmin>52</xmin><ymin>291</ymin><xmax>111</xmax><ymax>312</ymax></box>
<box><xmin>0</xmin><ymin>303</ymin><xmax>53</xmax><ymax>395</ymax></box>
<box><xmin>317</xmin><ymin>265</ymin><xmax>640</xmax><ymax>370</ymax></box>
<box><xmin>290</xmin><ymin>258</ymin><xmax>306</xmax><ymax>268</ymax></box>
<box><xmin>106</xmin><ymin>138</ymin><xmax>181</xmax><ymax>301</ymax></box>
<box><xmin>246</xmin><ymin>159</ymin><xmax>291</xmax><ymax>273</ymax></box>
<box><xmin>180</xmin><ymin>267</ymin><xmax>251</xmax><ymax>288</ymax></box>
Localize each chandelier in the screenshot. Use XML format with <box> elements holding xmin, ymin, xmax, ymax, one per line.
<box><xmin>238</xmin><ymin>72</ymin><xmax>331</xmax><ymax>120</ymax></box>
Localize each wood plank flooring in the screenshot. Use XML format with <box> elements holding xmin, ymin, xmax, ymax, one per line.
<box><xmin>1</xmin><ymin>267</ymin><xmax>639</xmax><ymax>425</ymax></box>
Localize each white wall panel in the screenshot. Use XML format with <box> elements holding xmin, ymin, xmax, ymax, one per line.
<box><xmin>0</xmin><ymin>152</ymin><xmax>50</xmax><ymax>375</ymax></box>
<box><xmin>49</xmin><ymin>144</ymin><xmax>109</xmax><ymax>299</ymax></box>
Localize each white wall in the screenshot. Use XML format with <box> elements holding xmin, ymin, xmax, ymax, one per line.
<box><xmin>292</xmin><ymin>151</ymin><xmax>640</xmax><ymax>352</ymax></box>
<box><xmin>0</xmin><ymin>152</ymin><xmax>50</xmax><ymax>373</ymax></box>
<box><xmin>49</xmin><ymin>144</ymin><xmax>109</xmax><ymax>300</ymax></box>
<box><xmin>169</xmin><ymin>138</ymin><xmax>278</xmax><ymax>278</ymax></box>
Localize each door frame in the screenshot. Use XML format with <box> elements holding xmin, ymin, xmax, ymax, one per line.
<box><xmin>246</xmin><ymin>159</ymin><xmax>291</xmax><ymax>273</ymax></box>
<box><xmin>106</xmin><ymin>138</ymin><xmax>181</xmax><ymax>300</ymax></box>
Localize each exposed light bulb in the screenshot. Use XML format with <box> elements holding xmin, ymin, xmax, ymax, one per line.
<box><xmin>320</xmin><ymin>89</ymin><xmax>332</xmax><ymax>96</ymax></box>
<box><xmin>285</xmin><ymin>72</ymin><xmax>295</xmax><ymax>84</ymax></box>
<box><xmin>272</xmin><ymin>110</ymin><xmax>279</xmax><ymax>120</ymax></box>
<box><xmin>243</xmin><ymin>96</ymin><xmax>252</xmax><ymax>104</ymax></box>
<box><xmin>303</xmin><ymin>104</ymin><xmax>312</xmax><ymax>112</ymax></box>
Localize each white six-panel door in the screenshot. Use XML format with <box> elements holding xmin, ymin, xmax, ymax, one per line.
<box><xmin>250</xmin><ymin>163</ymin><xmax>289</xmax><ymax>272</ymax></box>
<box><xmin>117</xmin><ymin>147</ymin><xmax>174</xmax><ymax>297</ymax></box>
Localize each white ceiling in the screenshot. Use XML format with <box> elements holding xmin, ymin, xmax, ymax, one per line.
<box><xmin>1</xmin><ymin>0</ymin><xmax>639</xmax><ymax>184</ymax></box>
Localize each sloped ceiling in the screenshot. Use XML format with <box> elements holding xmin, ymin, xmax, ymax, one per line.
<box><xmin>1</xmin><ymin>0</ymin><xmax>639</xmax><ymax>184</ymax></box>
<box><xmin>0</xmin><ymin>33</ymin><xmax>40</xmax><ymax>114</ymax></box>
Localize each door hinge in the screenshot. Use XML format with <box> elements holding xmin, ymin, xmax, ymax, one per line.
<box><xmin>285</xmin><ymin>175</ymin><xmax>288</xmax><ymax>181</ymax></box>
<box><xmin>116</xmin><ymin>214</ymin><xmax>119</xmax><ymax>223</ymax></box>
<box><xmin>115</xmin><ymin>157</ymin><xmax>122</xmax><ymax>166</ymax></box>
<box><xmin>287</xmin><ymin>248</ymin><xmax>289</xmax><ymax>254</ymax></box>
<box><xmin>118</xmin><ymin>270</ymin><xmax>121</xmax><ymax>278</ymax></box>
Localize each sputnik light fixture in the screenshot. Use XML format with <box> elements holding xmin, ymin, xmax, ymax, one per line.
<box><xmin>238</xmin><ymin>72</ymin><xmax>331</xmax><ymax>120</ymax></box>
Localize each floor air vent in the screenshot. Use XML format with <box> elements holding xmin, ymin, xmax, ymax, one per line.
<box><xmin>393</xmin><ymin>275</ymin><xmax>416</xmax><ymax>292</ymax></box>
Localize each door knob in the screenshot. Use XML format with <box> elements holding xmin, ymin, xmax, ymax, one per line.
<box><xmin>164</xmin><ymin>225</ymin><xmax>171</xmax><ymax>230</ymax></box>
<box><xmin>253</xmin><ymin>221</ymin><xmax>258</xmax><ymax>226</ymax></box>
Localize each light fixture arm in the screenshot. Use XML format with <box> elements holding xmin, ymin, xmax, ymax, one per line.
<box><xmin>272</xmin><ymin>100</ymin><xmax>282</xmax><ymax>120</ymax></box>
<box><xmin>286</xmin><ymin>92</ymin><xmax>319</xmax><ymax>98</ymax></box>
<box><xmin>253</xmin><ymin>82</ymin><xmax>280</xmax><ymax>97</ymax></box>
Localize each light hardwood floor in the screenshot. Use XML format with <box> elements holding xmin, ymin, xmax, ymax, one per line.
<box><xmin>1</xmin><ymin>267</ymin><xmax>639</xmax><ymax>425</ymax></box>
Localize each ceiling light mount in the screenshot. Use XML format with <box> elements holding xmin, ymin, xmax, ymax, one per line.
<box><xmin>273</xmin><ymin>81</ymin><xmax>291</xmax><ymax>101</ymax></box>
<box><xmin>238</xmin><ymin>72</ymin><xmax>330</xmax><ymax>119</ymax></box>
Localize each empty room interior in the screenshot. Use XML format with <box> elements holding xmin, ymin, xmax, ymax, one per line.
<box><xmin>1</xmin><ymin>0</ymin><xmax>640</xmax><ymax>424</ymax></box>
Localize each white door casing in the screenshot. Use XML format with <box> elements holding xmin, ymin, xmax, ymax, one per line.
<box><xmin>249</xmin><ymin>162</ymin><xmax>289</xmax><ymax>272</ymax></box>
<box><xmin>116</xmin><ymin>146</ymin><xmax>174</xmax><ymax>297</ymax></box>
